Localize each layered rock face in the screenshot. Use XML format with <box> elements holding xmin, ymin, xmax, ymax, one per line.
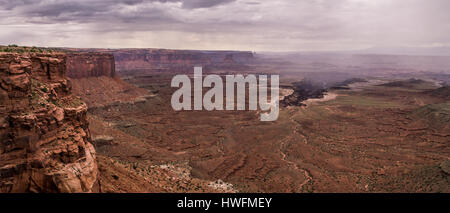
<box><xmin>0</xmin><ymin>53</ymin><xmax>98</xmax><ymax>193</ymax></box>
<box><xmin>112</xmin><ymin>49</ymin><xmax>254</xmax><ymax>73</ymax></box>
<box><xmin>66</xmin><ymin>52</ymin><xmax>115</xmax><ymax>78</ymax></box>
<box><xmin>63</xmin><ymin>48</ymin><xmax>254</xmax><ymax>75</ymax></box>
<box><xmin>64</xmin><ymin>51</ymin><xmax>149</xmax><ymax>109</ymax></box>
<box><xmin>63</xmin><ymin>49</ymin><xmax>253</xmax><ymax>74</ymax></box>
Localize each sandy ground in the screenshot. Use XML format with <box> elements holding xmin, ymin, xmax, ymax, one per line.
<box><xmin>279</xmin><ymin>88</ymin><xmax>294</xmax><ymax>100</ymax></box>
<box><xmin>302</xmin><ymin>92</ymin><xmax>338</xmax><ymax>106</ymax></box>
<box><xmin>347</xmin><ymin>79</ymin><xmax>389</xmax><ymax>91</ymax></box>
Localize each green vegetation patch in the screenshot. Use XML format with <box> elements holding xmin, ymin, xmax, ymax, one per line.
<box><xmin>328</xmin><ymin>95</ymin><xmax>402</xmax><ymax>109</ymax></box>
<box><xmin>410</xmin><ymin>102</ymin><xmax>450</xmax><ymax>126</ymax></box>
<box><xmin>378</xmin><ymin>78</ymin><xmax>437</xmax><ymax>92</ymax></box>
<box><xmin>29</xmin><ymin>78</ymin><xmax>84</xmax><ymax>109</ymax></box>
<box><xmin>0</xmin><ymin>44</ymin><xmax>64</xmax><ymax>53</ymax></box>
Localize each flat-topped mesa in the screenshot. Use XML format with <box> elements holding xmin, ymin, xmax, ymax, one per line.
<box><xmin>0</xmin><ymin>52</ymin><xmax>98</xmax><ymax>193</ymax></box>
<box><xmin>66</xmin><ymin>52</ymin><xmax>115</xmax><ymax>78</ymax></box>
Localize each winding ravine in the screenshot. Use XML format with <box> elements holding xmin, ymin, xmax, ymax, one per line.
<box><xmin>278</xmin><ymin>108</ymin><xmax>313</xmax><ymax>191</ymax></box>
<box><xmin>278</xmin><ymin>92</ymin><xmax>339</xmax><ymax>191</ymax></box>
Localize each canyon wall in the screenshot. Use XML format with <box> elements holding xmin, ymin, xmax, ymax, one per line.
<box><xmin>64</xmin><ymin>51</ymin><xmax>149</xmax><ymax>109</ymax></box>
<box><xmin>64</xmin><ymin>48</ymin><xmax>254</xmax><ymax>75</ymax></box>
<box><xmin>112</xmin><ymin>49</ymin><xmax>254</xmax><ymax>72</ymax></box>
<box><xmin>0</xmin><ymin>53</ymin><xmax>98</xmax><ymax>192</ymax></box>
<box><xmin>66</xmin><ymin>52</ymin><xmax>115</xmax><ymax>78</ymax></box>
<box><xmin>114</xmin><ymin>49</ymin><xmax>254</xmax><ymax>74</ymax></box>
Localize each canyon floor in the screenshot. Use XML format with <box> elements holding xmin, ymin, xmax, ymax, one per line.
<box><xmin>83</xmin><ymin>73</ymin><xmax>449</xmax><ymax>193</ymax></box>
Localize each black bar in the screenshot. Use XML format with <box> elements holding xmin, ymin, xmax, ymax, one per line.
<box><xmin>0</xmin><ymin>193</ymin><xmax>447</xmax><ymax>211</ymax></box>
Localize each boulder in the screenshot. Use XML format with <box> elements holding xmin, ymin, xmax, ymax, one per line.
<box><xmin>440</xmin><ymin>160</ymin><xmax>450</xmax><ymax>175</ymax></box>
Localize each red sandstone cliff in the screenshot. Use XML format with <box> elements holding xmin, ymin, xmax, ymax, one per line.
<box><xmin>65</xmin><ymin>52</ymin><xmax>149</xmax><ymax>109</ymax></box>
<box><xmin>64</xmin><ymin>48</ymin><xmax>254</xmax><ymax>75</ymax></box>
<box><xmin>0</xmin><ymin>53</ymin><xmax>98</xmax><ymax>192</ymax></box>
<box><xmin>66</xmin><ymin>52</ymin><xmax>115</xmax><ymax>78</ymax></box>
<box><xmin>112</xmin><ymin>49</ymin><xmax>254</xmax><ymax>74</ymax></box>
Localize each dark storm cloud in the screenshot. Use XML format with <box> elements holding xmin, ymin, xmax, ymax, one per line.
<box><xmin>26</xmin><ymin>1</ymin><xmax>107</xmax><ymax>19</ymax></box>
<box><xmin>181</xmin><ymin>0</ymin><xmax>236</xmax><ymax>9</ymax></box>
<box><xmin>0</xmin><ymin>0</ymin><xmax>174</xmax><ymax>25</ymax></box>
<box><xmin>0</xmin><ymin>0</ymin><xmax>236</xmax><ymax>25</ymax></box>
<box><xmin>0</xmin><ymin>0</ymin><xmax>235</xmax><ymax>12</ymax></box>
<box><xmin>0</xmin><ymin>0</ymin><xmax>34</xmax><ymax>10</ymax></box>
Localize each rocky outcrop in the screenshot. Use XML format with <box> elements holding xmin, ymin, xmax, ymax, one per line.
<box><xmin>441</xmin><ymin>160</ymin><xmax>450</xmax><ymax>175</ymax></box>
<box><xmin>426</xmin><ymin>86</ymin><xmax>450</xmax><ymax>99</ymax></box>
<box><xmin>281</xmin><ymin>80</ymin><xmax>327</xmax><ymax>107</ymax></box>
<box><xmin>0</xmin><ymin>52</ymin><xmax>98</xmax><ymax>193</ymax></box>
<box><xmin>66</xmin><ymin>52</ymin><xmax>115</xmax><ymax>78</ymax></box>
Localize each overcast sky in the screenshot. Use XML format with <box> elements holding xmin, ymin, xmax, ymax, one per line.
<box><xmin>1</xmin><ymin>0</ymin><xmax>449</xmax><ymax>51</ymax></box>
